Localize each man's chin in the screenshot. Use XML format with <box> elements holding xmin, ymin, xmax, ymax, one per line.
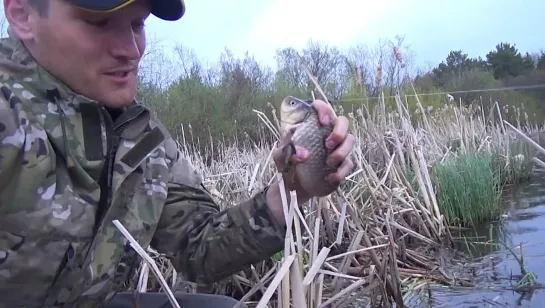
<box><xmin>97</xmin><ymin>88</ymin><xmax>137</xmax><ymax>109</ymax></box>
<box><xmin>98</xmin><ymin>96</ymin><xmax>135</xmax><ymax>109</ymax></box>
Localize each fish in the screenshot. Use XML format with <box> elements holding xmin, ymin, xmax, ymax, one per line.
<box><xmin>278</xmin><ymin>95</ymin><xmax>338</xmax><ymax>197</ymax></box>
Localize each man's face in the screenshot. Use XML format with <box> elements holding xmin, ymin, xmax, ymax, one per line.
<box><xmin>9</xmin><ymin>0</ymin><xmax>150</xmax><ymax>108</ymax></box>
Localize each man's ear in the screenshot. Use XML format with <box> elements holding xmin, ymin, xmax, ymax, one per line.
<box><xmin>4</xmin><ymin>0</ymin><xmax>35</xmax><ymax>41</ymax></box>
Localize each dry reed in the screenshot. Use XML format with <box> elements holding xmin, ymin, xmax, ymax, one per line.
<box><xmin>122</xmin><ymin>78</ymin><xmax>544</xmax><ymax>307</ymax></box>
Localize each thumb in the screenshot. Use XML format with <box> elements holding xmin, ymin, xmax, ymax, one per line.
<box><xmin>273</xmin><ymin>143</ymin><xmax>310</xmax><ymax>171</ymax></box>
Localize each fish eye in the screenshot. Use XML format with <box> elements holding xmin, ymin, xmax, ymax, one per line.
<box><xmin>290</xmin><ymin>100</ymin><xmax>296</xmax><ymax>106</ymax></box>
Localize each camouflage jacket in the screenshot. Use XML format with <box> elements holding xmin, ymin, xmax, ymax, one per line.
<box><xmin>0</xmin><ymin>35</ymin><xmax>286</xmax><ymax>307</ymax></box>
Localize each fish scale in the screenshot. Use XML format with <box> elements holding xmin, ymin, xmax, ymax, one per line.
<box><xmin>279</xmin><ymin>96</ymin><xmax>337</xmax><ymax>197</ymax></box>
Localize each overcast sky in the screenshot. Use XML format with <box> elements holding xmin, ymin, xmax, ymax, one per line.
<box><xmin>0</xmin><ymin>1</ymin><xmax>542</xmax><ymax>73</ymax></box>
<box><xmin>144</xmin><ymin>0</ymin><xmax>543</xmax><ymax>72</ymax></box>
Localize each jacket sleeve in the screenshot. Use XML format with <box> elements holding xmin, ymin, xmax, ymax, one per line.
<box><xmin>0</xmin><ymin>87</ymin><xmax>22</xmax><ymax>194</ymax></box>
<box><xmin>150</xmin><ymin>149</ymin><xmax>286</xmax><ymax>284</ymax></box>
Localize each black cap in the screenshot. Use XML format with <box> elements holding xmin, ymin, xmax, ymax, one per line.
<box><xmin>69</xmin><ymin>0</ymin><xmax>185</xmax><ymax>21</ymax></box>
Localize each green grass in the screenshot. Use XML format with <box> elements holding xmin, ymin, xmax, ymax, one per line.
<box><xmin>433</xmin><ymin>151</ymin><xmax>503</xmax><ymax>226</ymax></box>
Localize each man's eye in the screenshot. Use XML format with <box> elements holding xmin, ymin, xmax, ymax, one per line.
<box><xmin>85</xmin><ymin>19</ymin><xmax>108</xmax><ymax>28</ymax></box>
<box><xmin>132</xmin><ymin>20</ymin><xmax>145</xmax><ymax>30</ymax></box>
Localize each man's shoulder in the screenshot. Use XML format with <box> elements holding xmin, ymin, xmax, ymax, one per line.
<box><xmin>0</xmin><ymin>37</ymin><xmax>63</xmax><ymax>111</ymax></box>
<box><xmin>143</xmin><ymin>103</ymin><xmax>204</xmax><ymax>188</ymax></box>
<box><xmin>0</xmin><ymin>37</ymin><xmax>39</xmax><ymax>79</ymax></box>
<box><xmin>144</xmin><ymin>106</ymin><xmax>176</xmax><ymax>154</ymax></box>
<box><xmin>0</xmin><ymin>37</ymin><xmax>43</xmax><ymax>122</ymax></box>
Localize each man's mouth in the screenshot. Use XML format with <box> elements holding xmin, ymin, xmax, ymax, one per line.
<box><xmin>106</xmin><ymin>71</ymin><xmax>129</xmax><ymax>77</ymax></box>
<box><xmin>104</xmin><ymin>68</ymin><xmax>134</xmax><ymax>81</ymax></box>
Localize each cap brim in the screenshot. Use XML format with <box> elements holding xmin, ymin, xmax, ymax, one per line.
<box><xmin>150</xmin><ymin>0</ymin><xmax>185</xmax><ymax>21</ymax></box>
<box><xmin>70</xmin><ymin>0</ymin><xmax>185</xmax><ymax>21</ymax></box>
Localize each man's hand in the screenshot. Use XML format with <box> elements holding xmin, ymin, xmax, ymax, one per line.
<box><xmin>265</xmin><ymin>99</ymin><xmax>355</xmax><ymax>225</ymax></box>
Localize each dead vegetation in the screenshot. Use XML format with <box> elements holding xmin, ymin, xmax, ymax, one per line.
<box><xmin>119</xmin><ymin>72</ymin><xmax>545</xmax><ymax>307</ymax></box>
<box><xmin>116</xmin><ymin>44</ymin><xmax>545</xmax><ymax>308</ymax></box>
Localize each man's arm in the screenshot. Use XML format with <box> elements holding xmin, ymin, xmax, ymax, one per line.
<box><xmin>0</xmin><ymin>88</ymin><xmax>22</xmax><ymax>195</ymax></box>
<box><xmin>150</xmin><ymin>152</ymin><xmax>287</xmax><ymax>284</ymax></box>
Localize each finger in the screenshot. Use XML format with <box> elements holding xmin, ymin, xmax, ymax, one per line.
<box><xmin>272</xmin><ymin>144</ymin><xmax>310</xmax><ymax>168</ymax></box>
<box><xmin>326</xmin><ymin>116</ymin><xmax>350</xmax><ymax>150</ymax></box>
<box><xmin>290</xmin><ymin>146</ymin><xmax>310</xmax><ymax>163</ymax></box>
<box><xmin>326</xmin><ymin>133</ymin><xmax>355</xmax><ymax>168</ymax></box>
<box><xmin>326</xmin><ymin>157</ymin><xmax>355</xmax><ymax>183</ymax></box>
<box><xmin>312</xmin><ymin>99</ymin><xmax>337</xmax><ymax>126</ymax></box>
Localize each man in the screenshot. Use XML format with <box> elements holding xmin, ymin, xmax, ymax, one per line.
<box><xmin>0</xmin><ymin>0</ymin><xmax>356</xmax><ymax>307</ymax></box>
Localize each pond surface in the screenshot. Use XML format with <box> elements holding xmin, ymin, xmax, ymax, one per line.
<box><xmin>415</xmin><ymin>170</ymin><xmax>545</xmax><ymax>308</ymax></box>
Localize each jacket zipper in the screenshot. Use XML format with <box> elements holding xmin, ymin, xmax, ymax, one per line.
<box><xmin>93</xmin><ymin>106</ymin><xmax>143</xmax><ymax>237</ymax></box>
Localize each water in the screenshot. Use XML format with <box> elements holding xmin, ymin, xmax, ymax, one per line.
<box><xmin>413</xmin><ymin>170</ymin><xmax>545</xmax><ymax>307</ymax></box>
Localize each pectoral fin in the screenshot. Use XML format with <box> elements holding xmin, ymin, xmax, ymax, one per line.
<box><xmin>281</xmin><ymin>141</ymin><xmax>296</xmax><ymax>173</ymax></box>
<box><xmin>278</xmin><ymin>127</ymin><xmax>297</xmax><ymax>174</ymax></box>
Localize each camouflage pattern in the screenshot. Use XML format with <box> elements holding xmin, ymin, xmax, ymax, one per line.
<box><xmin>0</xmin><ymin>33</ymin><xmax>286</xmax><ymax>307</ymax></box>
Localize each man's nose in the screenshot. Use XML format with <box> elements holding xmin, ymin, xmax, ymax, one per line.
<box><xmin>110</xmin><ymin>26</ymin><xmax>142</xmax><ymax>60</ymax></box>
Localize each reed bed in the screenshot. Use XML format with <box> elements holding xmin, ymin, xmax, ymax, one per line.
<box><xmin>124</xmin><ymin>88</ymin><xmax>544</xmax><ymax>307</ymax></box>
